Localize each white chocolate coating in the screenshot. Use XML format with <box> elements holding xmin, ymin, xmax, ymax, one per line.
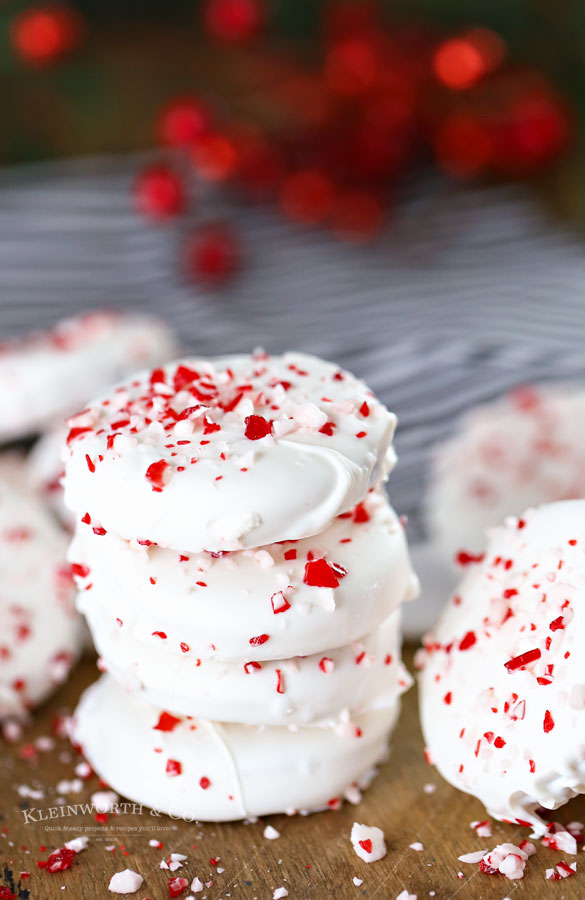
<box><xmin>69</xmin><ymin>489</ymin><xmax>417</xmax><ymax>663</ymax></box>
<box><xmin>86</xmin><ymin>606</ymin><xmax>411</xmax><ymax>726</ymax></box>
<box><xmin>28</xmin><ymin>426</ymin><xmax>74</xmax><ymax>529</ymax></box>
<box><xmin>0</xmin><ymin>311</ymin><xmax>178</xmax><ymax>442</ymax></box>
<box><xmin>426</xmin><ymin>384</ymin><xmax>585</xmax><ymax>562</ymax></box>
<box><xmin>62</xmin><ymin>352</ymin><xmax>396</xmax><ymax>552</ymax></box>
<box><xmin>74</xmin><ymin>673</ymin><xmax>399</xmax><ymax>821</ymax></box>
<box><xmin>0</xmin><ymin>474</ymin><xmax>82</xmax><ymax>719</ymax></box>
<box><xmin>419</xmin><ymin>500</ymin><xmax>585</xmax><ymax>833</ymax></box>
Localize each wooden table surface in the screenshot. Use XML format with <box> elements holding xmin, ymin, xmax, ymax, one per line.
<box><xmin>1</xmin><ymin>649</ymin><xmax>583</xmax><ymax>900</ymax></box>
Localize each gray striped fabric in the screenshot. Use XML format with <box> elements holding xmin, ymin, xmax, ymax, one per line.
<box><xmin>1</xmin><ymin>154</ymin><xmax>584</xmax><ymax>541</ymax></box>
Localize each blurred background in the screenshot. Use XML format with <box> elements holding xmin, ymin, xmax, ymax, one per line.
<box><xmin>2</xmin><ymin>0</ymin><xmax>585</xmax><ymax>565</ymax></box>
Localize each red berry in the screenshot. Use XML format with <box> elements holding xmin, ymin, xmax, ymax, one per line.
<box><xmin>11</xmin><ymin>4</ymin><xmax>84</xmax><ymax>66</ymax></box>
<box><xmin>158</xmin><ymin>97</ymin><xmax>210</xmax><ymax>147</ymax></box>
<box><xmin>134</xmin><ymin>165</ymin><xmax>185</xmax><ymax>220</ymax></box>
<box><xmin>280</xmin><ymin>170</ymin><xmax>335</xmax><ymax>225</ymax></box>
<box><xmin>185</xmin><ymin>224</ymin><xmax>240</xmax><ymax>285</ymax></box>
<box><xmin>204</xmin><ymin>0</ymin><xmax>263</xmax><ymax>43</ymax></box>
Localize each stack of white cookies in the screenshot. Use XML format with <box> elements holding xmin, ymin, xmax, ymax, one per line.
<box><xmin>66</xmin><ymin>351</ymin><xmax>418</xmax><ymax>820</ymax></box>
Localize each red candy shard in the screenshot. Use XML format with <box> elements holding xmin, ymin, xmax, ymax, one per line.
<box><xmin>352</xmin><ymin>502</ymin><xmax>370</xmax><ymax>523</ymax></box>
<box><xmin>153</xmin><ymin>712</ymin><xmax>182</xmax><ymax>733</ymax></box>
<box><xmin>85</xmin><ymin>454</ymin><xmax>96</xmax><ymax>473</ymax></box>
<box><xmin>168</xmin><ymin>876</ymin><xmax>189</xmax><ymax>898</ymax></box>
<box><xmin>303</xmin><ymin>558</ymin><xmax>340</xmax><ymax>588</ymax></box>
<box><xmin>166</xmin><ymin>758</ymin><xmax>182</xmax><ymax>777</ymax></box>
<box><xmin>504</xmin><ymin>648</ymin><xmax>541</xmax><ymax>672</ymax></box>
<box><xmin>283</xmin><ymin>549</ymin><xmax>297</xmax><ymax>560</ymax></box>
<box><xmin>38</xmin><ymin>847</ymin><xmax>76</xmax><ymax>873</ymax></box>
<box><xmin>318</xmin><ymin>420</ymin><xmax>336</xmax><ymax>436</ymax></box>
<box><xmin>244</xmin><ymin>415</ymin><xmax>272</xmax><ymax>440</ymax></box>
<box><xmin>359</xmin><ymin>401</ymin><xmax>370</xmax><ymax>417</ymax></box>
<box><xmin>0</xmin><ymin>888</ymin><xmax>15</xmax><ymax>899</ymax></box>
<box><xmin>459</xmin><ymin>631</ymin><xmax>477</xmax><ymax>651</ymax></box>
<box><xmin>543</xmin><ymin>710</ymin><xmax>555</xmax><ymax>733</ymax></box>
<box><xmin>271</xmin><ymin>591</ymin><xmax>291</xmax><ymax>614</ymax></box>
<box><xmin>244</xmin><ymin>661</ymin><xmax>262</xmax><ymax>673</ymax></box>
<box><xmin>67</xmin><ymin>426</ymin><xmax>91</xmax><ymax>445</ymax></box>
<box><xmin>358</xmin><ymin>839</ymin><xmax>373</xmax><ymax>854</ymax></box>
<box><xmin>152</xmin><ymin>631</ymin><xmax>168</xmax><ymax>640</ymax></box>
<box><xmin>145</xmin><ymin>459</ymin><xmax>171</xmax><ymax>491</ymax></box>
<box><xmin>249</xmin><ymin>633</ymin><xmax>270</xmax><ymax>646</ymax></box>
<box><xmin>276</xmin><ymin>668</ymin><xmax>285</xmax><ymax>694</ymax></box>
<box><xmin>456</xmin><ymin>550</ymin><xmax>485</xmax><ymax>567</ymax></box>
<box><xmin>199</xmin><ymin>776</ymin><xmax>211</xmax><ymax>790</ymax></box>
<box><xmin>549</xmin><ymin>616</ymin><xmax>565</xmax><ymax>632</ymax></box>
<box><xmin>70</xmin><ymin>563</ymin><xmax>90</xmax><ymax>578</ymax></box>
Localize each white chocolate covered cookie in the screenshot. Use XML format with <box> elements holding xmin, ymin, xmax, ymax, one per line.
<box><xmin>0</xmin><ymin>310</ymin><xmax>177</xmax><ymax>442</ymax></box>
<box><xmin>0</xmin><ymin>474</ymin><xmax>82</xmax><ymax>719</ymax></box>
<box><xmin>69</xmin><ymin>490</ymin><xmax>417</xmax><ymax>663</ymax></box>
<box><xmin>426</xmin><ymin>384</ymin><xmax>585</xmax><ymax>562</ymax></box>
<box><xmin>419</xmin><ymin>500</ymin><xmax>585</xmax><ymax>833</ymax></box>
<box><xmin>75</xmin><ymin>673</ymin><xmax>399</xmax><ymax>820</ymax></box>
<box><xmin>63</xmin><ymin>352</ymin><xmax>396</xmax><ymax>552</ymax></box>
<box><xmin>85</xmin><ymin>607</ymin><xmax>411</xmax><ymax>726</ymax></box>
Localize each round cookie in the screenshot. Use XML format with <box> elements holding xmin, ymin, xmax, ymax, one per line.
<box><xmin>0</xmin><ymin>310</ymin><xmax>177</xmax><ymax>442</ymax></box>
<box><xmin>0</xmin><ymin>475</ymin><xmax>82</xmax><ymax>719</ymax></box>
<box><xmin>426</xmin><ymin>384</ymin><xmax>585</xmax><ymax>562</ymax></box>
<box><xmin>75</xmin><ymin>673</ymin><xmax>399</xmax><ymax>820</ymax></box>
<box><xmin>419</xmin><ymin>500</ymin><xmax>585</xmax><ymax>833</ymax></box>
<box><xmin>86</xmin><ymin>607</ymin><xmax>410</xmax><ymax>726</ymax></box>
<box><xmin>63</xmin><ymin>352</ymin><xmax>396</xmax><ymax>552</ymax></box>
<box><xmin>69</xmin><ymin>490</ymin><xmax>417</xmax><ymax>662</ymax></box>
<box><xmin>28</xmin><ymin>426</ymin><xmax>74</xmax><ymax>529</ymax></box>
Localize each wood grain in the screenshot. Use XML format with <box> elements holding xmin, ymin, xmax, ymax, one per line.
<box><xmin>1</xmin><ymin>648</ymin><xmax>583</xmax><ymax>899</ymax></box>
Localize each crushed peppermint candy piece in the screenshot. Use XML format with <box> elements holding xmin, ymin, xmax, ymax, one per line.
<box><xmin>351</xmin><ymin>822</ymin><xmax>386</xmax><ymax>863</ymax></box>
<box><xmin>64</xmin><ymin>836</ymin><xmax>89</xmax><ymax>854</ymax></box>
<box><xmin>396</xmin><ymin>891</ymin><xmax>417</xmax><ymax>900</ymax></box>
<box><xmin>353</xmin><ymin>877</ymin><xmax>363</xmax><ymax>886</ymax></box>
<box><xmin>546</xmin><ymin>861</ymin><xmax>577</xmax><ymax>880</ymax></box>
<box><xmin>91</xmin><ymin>790</ymin><xmax>119</xmax><ymax>813</ymax></box>
<box><xmin>458</xmin><ymin>850</ymin><xmax>488</xmax><ymax>864</ymax></box>
<box><xmin>168</xmin><ymin>877</ymin><xmax>189</xmax><ymax>897</ymax></box>
<box><xmin>264</xmin><ymin>825</ymin><xmax>280</xmax><ymax>840</ymax></box>
<box><xmin>191</xmin><ymin>876</ymin><xmax>204</xmax><ymax>892</ymax></box>
<box><xmin>409</xmin><ymin>842</ymin><xmax>424</xmax><ymax>852</ymax></box>
<box><xmin>479</xmin><ymin>843</ymin><xmax>529</xmax><ymax>880</ymax></box>
<box><xmin>542</xmin><ymin>822</ymin><xmax>577</xmax><ymax>854</ymax></box>
<box><xmin>108</xmin><ymin>869</ymin><xmax>144</xmax><ymax>894</ymax></box>
<box><xmin>470</xmin><ymin>820</ymin><xmax>492</xmax><ymax>838</ymax></box>
<box><xmin>273</xmin><ymin>889</ymin><xmax>289</xmax><ymax>899</ymax></box>
<box><xmin>37</xmin><ymin>847</ymin><xmax>77</xmax><ymax>873</ymax></box>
